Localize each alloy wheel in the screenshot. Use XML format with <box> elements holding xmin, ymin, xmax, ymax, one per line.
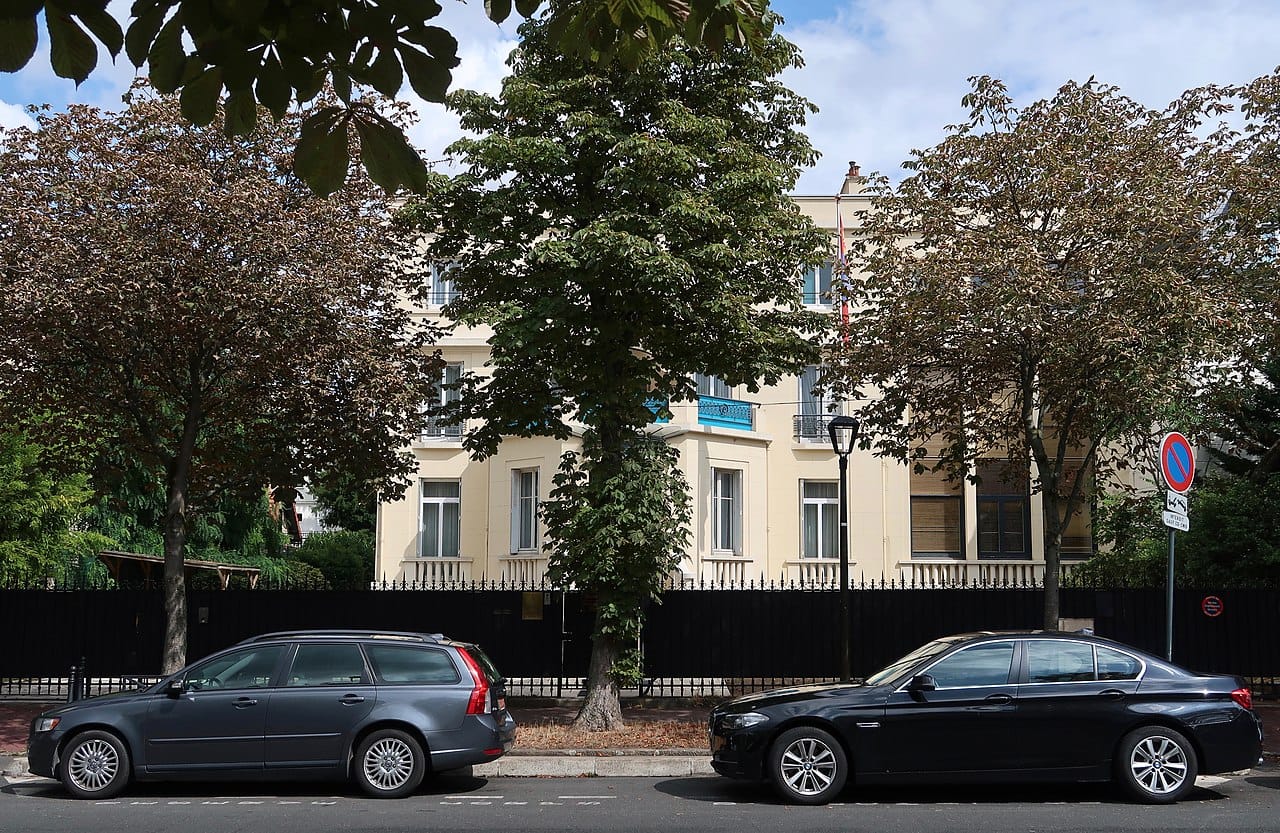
<box><xmin>67</xmin><ymin>738</ymin><xmax>120</xmax><ymax>794</ymax></box>
<box><xmin>779</xmin><ymin>736</ymin><xmax>838</xmax><ymax>797</ymax></box>
<box><xmin>1129</xmin><ymin>734</ymin><xmax>1189</xmax><ymax>796</ymax></box>
<box><xmin>363</xmin><ymin>736</ymin><xmax>416</xmax><ymax>791</ymax></box>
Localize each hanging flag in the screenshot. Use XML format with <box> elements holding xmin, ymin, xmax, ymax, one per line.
<box><xmin>836</xmin><ymin>197</ymin><xmax>850</xmax><ymax>345</ymax></box>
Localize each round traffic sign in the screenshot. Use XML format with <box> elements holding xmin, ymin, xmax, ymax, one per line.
<box><xmin>1160</xmin><ymin>432</ymin><xmax>1195</xmax><ymax>494</ymax></box>
<box><xmin>1201</xmin><ymin>595</ymin><xmax>1223</xmax><ymax>618</ymax></box>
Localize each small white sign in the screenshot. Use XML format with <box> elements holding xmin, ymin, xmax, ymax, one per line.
<box><xmin>1166</xmin><ymin>490</ymin><xmax>1189</xmax><ymax>515</ymax></box>
<box><xmin>1163</xmin><ymin>510</ymin><xmax>1190</xmax><ymax>532</ymax></box>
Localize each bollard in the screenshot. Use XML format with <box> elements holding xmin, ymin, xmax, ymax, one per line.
<box><xmin>67</xmin><ymin>662</ymin><xmax>80</xmax><ymax>703</ymax></box>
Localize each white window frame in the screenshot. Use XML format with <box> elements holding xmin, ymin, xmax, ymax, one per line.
<box><xmin>429</xmin><ymin>261</ymin><xmax>459</xmax><ymax>306</ymax></box>
<box><xmin>800</xmin><ymin>480</ymin><xmax>839</xmax><ymax>559</ymax></box>
<box><xmin>511</xmin><ymin>468</ymin><xmax>539</xmax><ymax>553</ymax></box>
<box><xmin>712</xmin><ymin>467</ymin><xmax>743</xmax><ymax>555</ymax></box>
<box><xmin>802</xmin><ymin>262</ymin><xmax>834</xmax><ymax>306</ymax></box>
<box><xmin>694</xmin><ymin>373</ymin><xmax>733</xmax><ymax>399</ymax></box>
<box><xmin>419</xmin><ymin>480</ymin><xmax>460</xmax><ymax>559</ymax></box>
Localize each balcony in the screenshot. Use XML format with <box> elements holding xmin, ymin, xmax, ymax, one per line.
<box><xmin>698</xmin><ymin>396</ymin><xmax>753</xmax><ymax>430</ymax></box>
<box><xmin>419</xmin><ymin>415</ymin><xmax>462</xmax><ymax>442</ymax></box>
<box><xmin>500</xmin><ymin>554</ymin><xmax>549</xmax><ymax>586</ymax></box>
<box><xmin>896</xmin><ymin>560</ymin><xmax>1080</xmax><ymax>587</ymax></box>
<box><xmin>793</xmin><ymin>413</ymin><xmax>836</xmax><ymax>442</ymax></box>
<box><xmin>391</xmin><ymin>557</ymin><xmax>473</xmax><ymax>585</ymax></box>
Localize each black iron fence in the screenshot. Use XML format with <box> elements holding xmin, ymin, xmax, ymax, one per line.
<box><xmin>2</xmin><ymin>580</ymin><xmax>1278</xmax><ymax>700</ymax></box>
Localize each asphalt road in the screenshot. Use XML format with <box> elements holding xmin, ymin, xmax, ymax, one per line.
<box><xmin>2</xmin><ymin>771</ymin><xmax>1278</xmax><ymax>833</ymax></box>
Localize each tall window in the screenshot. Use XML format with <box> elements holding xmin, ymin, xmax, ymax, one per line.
<box><xmin>1061</xmin><ymin>458</ymin><xmax>1094</xmax><ymax>559</ymax></box>
<box><xmin>910</xmin><ymin>463</ymin><xmax>962</xmax><ymax>559</ymax></box>
<box><xmin>797</xmin><ymin>365</ymin><xmax>831</xmax><ymax>440</ymax></box>
<box><xmin>801</xmin><ymin>481</ymin><xmax>838</xmax><ymax>559</ymax></box>
<box><xmin>419</xmin><ymin>480</ymin><xmax>460</xmax><ymax>558</ymax></box>
<box><xmin>424</xmin><ymin>362</ymin><xmax>463</xmax><ymax>438</ymax></box>
<box><xmin>801</xmin><ymin>262</ymin><xmax>833</xmax><ymax>306</ymax></box>
<box><xmin>976</xmin><ymin>459</ymin><xmax>1030</xmax><ymax>559</ymax></box>
<box><xmin>712</xmin><ymin>468</ymin><xmax>742</xmax><ymax>554</ymax></box>
<box><xmin>511</xmin><ymin>469</ymin><xmax>539</xmax><ymax>552</ymax></box>
<box><xmin>694</xmin><ymin>373</ymin><xmax>732</xmax><ymax>399</ymax></box>
<box><xmin>429</xmin><ymin>262</ymin><xmax>459</xmax><ymax>306</ymax></box>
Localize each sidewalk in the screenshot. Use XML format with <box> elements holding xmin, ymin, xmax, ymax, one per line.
<box><xmin>3</xmin><ymin>700</ymin><xmax>1276</xmax><ymax>782</ymax></box>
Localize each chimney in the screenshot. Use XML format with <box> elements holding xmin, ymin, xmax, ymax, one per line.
<box><xmin>839</xmin><ymin>160</ymin><xmax>866</xmax><ymax>195</ymax></box>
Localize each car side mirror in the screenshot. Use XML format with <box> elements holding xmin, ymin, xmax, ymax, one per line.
<box><xmin>166</xmin><ymin>680</ymin><xmax>185</xmax><ymax>697</ymax></box>
<box><xmin>907</xmin><ymin>674</ymin><xmax>937</xmax><ymax>692</ymax></box>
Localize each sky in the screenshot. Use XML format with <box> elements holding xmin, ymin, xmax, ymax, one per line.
<box><xmin>2</xmin><ymin>1</ymin><xmax>1279</xmax><ymax>195</ymax></box>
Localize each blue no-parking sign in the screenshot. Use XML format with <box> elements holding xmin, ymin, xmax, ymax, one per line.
<box><xmin>1160</xmin><ymin>432</ymin><xmax>1195</xmax><ymax>494</ymax></box>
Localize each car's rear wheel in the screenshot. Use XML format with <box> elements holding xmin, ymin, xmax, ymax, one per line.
<box><xmin>767</xmin><ymin>726</ymin><xmax>848</xmax><ymax>805</ymax></box>
<box><xmin>1116</xmin><ymin>725</ymin><xmax>1198</xmax><ymax>804</ymax></box>
<box><xmin>354</xmin><ymin>729</ymin><xmax>426</xmax><ymax>798</ymax></box>
<box><xmin>59</xmin><ymin>730</ymin><xmax>130</xmax><ymax>800</ymax></box>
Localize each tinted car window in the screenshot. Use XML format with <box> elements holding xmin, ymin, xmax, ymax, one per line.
<box><xmin>287</xmin><ymin>643</ymin><xmax>368</xmax><ymax>687</ymax></box>
<box><xmin>1096</xmin><ymin>646</ymin><xmax>1142</xmax><ymax>680</ymax></box>
<box><xmin>186</xmin><ymin>645</ymin><xmax>283</xmax><ymax>690</ymax></box>
<box><xmin>366</xmin><ymin>644</ymin><xmax>460</xmax><ymax>685</ymax></box>
<box><xmin>925</xmin><ymin>641</ymin><xmax>1015</xmax><ymax>688</ymax></box>
<box><xmin>1026</xmin><ymin>640</ymin><xmax>1095</xmax><ymax>683</ymax></box>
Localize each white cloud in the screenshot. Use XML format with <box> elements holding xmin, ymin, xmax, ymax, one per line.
<box><xmin>0</xmin><ymin>100</ymin><xmax>35</xmax><ymax>131</ymax></box>
<box><xmin>781</xmin><ymin>0</ymin><xmax>1280</xmax><ymax>193</ymax></box>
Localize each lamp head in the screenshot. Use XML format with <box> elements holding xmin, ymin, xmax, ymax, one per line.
<box><xmin>828</xmin><ymin>415</ymin><xmax>860</xmax><ymax>457</ymax></box>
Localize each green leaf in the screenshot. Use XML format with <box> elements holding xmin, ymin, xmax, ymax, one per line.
<box><xmin>76</xmin><ymin>7</ymin><xmax>123</xmax><ymax>58</ymax></box>
<box><xmin>294</xmin><ymin>107</ymin><xmax>350</xmax><ymax>197</ymax></box>
<box><xmin>352</xmin><ymin>111</ymin><xmax>429</xmax><ymax>194</ymax></box>
<box><xmin>332</xmin><ymin>66</ymin><xmax>352</xmax><ymax>104</ymax></box>
<box><xmin>363</xmin><ymin>47</ymin><xmax>403</xmax><ymax>98</ymax></box>
<box><xmin>146</xmin><ymin>9</ymin><xmax>185</xmax><ymax>92</ymax></box>
<box><xmin>46</xmin><ymin>8</ymin><xmax>97</xmax><ymax>84</ymax></box>
<box><xmin>124</xmin><ymin>2</ymin><xmax>165</xmax><ymax>67</ymax></box>
<box><xmin>485</xmin><ymin>0</ymin><xmax>512</xmax><ymax>24</ymax></box>
<box><xmin>402</xmin><ymin>25</ymin><xmax>458</xmax><ymax>65</ymax></box>
<box><xmin>255</xmin><ymin>52</ymin><xmax>290</xmax><ymax>117</ymax></box>
<box><xmin>179</xmin><ymin>65</ymin><xmax>222</xmax><ymax>125</ymax></box>
<box><xmin>0</xmin><ymin>14</ymin><xmax>38</xmax><ymax>73</ymax></box>
<box><xmin>2</xmin><ymin>1</ymin><xmax>45</xmax><ymax>17</ymax></box>
<box><xmin>514</xmin><ymin>0</ymin><xmax>542</xmax><ymax>16</ymax></box>
<box><xmin>223</xmin><ymin>89</ymin><xmax>257</xmax><ymax>136</ymax></box>
<box><xmin>398</xmin><ymin>45</ymin><xmax>450</xmax><ymax>103</ymax></box>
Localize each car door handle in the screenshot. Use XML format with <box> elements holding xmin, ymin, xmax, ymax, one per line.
<box><xmin>983</xmin><ymin>693</ymin><xmax>1014</xmax><ymax>705</ymax></box>
<box><xmin>233</xmin><ymin>697</ymin><xmax>258</xmax><ymax>708</ymax></box>
<box><xmin>1098</xmin><ymin>689</ymin><xmax>1126</xmax><ymax>700</ymax></box>
<box><xmin>339</xmin><ymin>694</ymin><xmax>366</xmax><ymax>705</ymax></box>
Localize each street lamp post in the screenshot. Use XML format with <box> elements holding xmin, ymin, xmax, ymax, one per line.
<box><xmin>827</xmin><ymin>415</ymin><xmax>860</xmax><ymax>684</ymax></box>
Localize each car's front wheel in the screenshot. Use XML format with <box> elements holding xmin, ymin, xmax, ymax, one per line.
<box><xmin>1116</xmin><ymin>725</ymin><xmax>1198</xmax><ymax>804</ymax></box>
<box><xmin>767</xmin><ymin>726</ymin><xmax>848</xmax><ymax>805</ymax></box>
<box><xmin>59</xmin><ymin>730</ymin><xmax>130</xmax><ymax>800</ymax></box>
<box><xmin>354</xmin><ymin>729</ymin><xmax>426</xmax><ymax>798</ymax></box>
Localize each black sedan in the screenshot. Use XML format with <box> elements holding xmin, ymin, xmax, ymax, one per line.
<box><xmin>709</xmin><ymin>631</ymin><xmax>1263</xmax><ymax>805</ymax></box>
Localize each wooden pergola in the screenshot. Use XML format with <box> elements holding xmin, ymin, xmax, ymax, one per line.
<box><xmin>96</xmin><ymin>550</ymin><xmax>261</xmax><ymax>590</ymax></box>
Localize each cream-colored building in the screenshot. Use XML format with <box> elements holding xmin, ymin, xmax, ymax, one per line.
<box><xmin>375</xmin><ymin>168</ymin><xmax>1101</xmax><ymax>588</ymax></box>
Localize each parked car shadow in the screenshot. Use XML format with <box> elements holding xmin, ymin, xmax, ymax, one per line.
<box><xmin>655</xmin><ymin>778</ymin><xmax>1228</xmax><ymax>806</ymax></box>
<box><xmin>0</xmin><ymin>772</ymin><xmax>495</xmax><ymax>801</ymax></box>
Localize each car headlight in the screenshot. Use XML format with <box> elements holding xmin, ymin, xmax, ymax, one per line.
<box><xmin>34</xmin><ymin>717</ymin><xmax>60</xmax><ymax>733</ymax></box>
<box><xmin>721</xmin><ymin>711</ymin><xmax>769</xmax><ymax>730</ymax></box>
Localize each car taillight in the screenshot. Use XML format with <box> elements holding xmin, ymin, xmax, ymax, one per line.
<box><xmin>459</xmin><ymin>648</ymin><xmax>491</xmax><ymax>715</ymax></box>
<box><xmin>1231</xmin><ymin>688</ymin><xmax>1253</xmax><ymax>710</ymax></box>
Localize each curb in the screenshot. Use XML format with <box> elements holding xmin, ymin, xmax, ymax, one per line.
<box><xmin>473</xmin><ymin>754</ymin><xmax>713</xmax><ymax>777</ymax></box>
<box><xmin>1</xmin><ymin>756</ymin><xmax>28</xmax><ymax>778</ymax></box>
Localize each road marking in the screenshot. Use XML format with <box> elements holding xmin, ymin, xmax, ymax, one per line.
<box><xmin>446</xmin><ymin>795</ymin><xmax>502</xmax><ymax>799</ymax></box>
<box><xmin>539</xmin><ymin>801</ymin><xmax>563</xmax><ymax>806</ymax></box>
<box><xmin>202</xmin><ymin>800</ymin><xmax>230</xmax><ymax>805</ymax></box>
<box><xmin>713</xmin><ymin>802</ymin><xmax>736</xmax><ymax>806</ymax></box>
<box><xmin>94</xmin><ymin>802</ymin><xmax>120</xmax><ymax>806</ymax></box>
<box><xmin>577</xmin><ymin>801</ymin><xmax>601</xmax><ymax>805</ymax></box>
<box><xmin>167</xmin><ymin>801</ymin><xmax>191</xmax><ymax>805</ymax></box>
<box><xmin>504</xmin><ymin>801</ymin><xmax>527</xmax><ymax>805</ymax></box>
<box><xmin>277</xmin><ymin>801</ymin><xmax>301</xmax><ymax>805</ymax></box>
<box><xmin>471</xmin><ymin>801</ymin><xmax>493</xmax><ymax>805</ymax></box>
<box><xmin>130</xmin><ymin>801</ymin><xmax>158</xmax><ymax>805</ymax></box>
<box><xmin>440</xmin><ymin>801</ymin><xmax>463</xmax><ymax>805</ymax></box>
<box><xmin>311</xmin><ymin>800</ymin><xmax>336</xmax><ymax>805</ymax></box>
<box><xmin>238</xmin><ymin>800</ymin><xmax>264</xmax><ymax>805</ymax></box>
<box><xmin>559</xmin><ymin>795</ymin><xmax>615</xmax><ymax>799</ymax></box>
<box><xmin>1198</xmin><ymin>776</ymin><xmax>1230</xmax><ymax>787</ymax></box>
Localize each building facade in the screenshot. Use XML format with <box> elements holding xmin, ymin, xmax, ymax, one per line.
<box><xmin>374</xmin><ymin>170</ymin><xmax>1119</xmax><ymax>587</ymax></box>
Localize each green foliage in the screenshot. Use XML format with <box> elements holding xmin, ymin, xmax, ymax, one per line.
<box><xmin>1</xmin><ymin>1</ymin><xmax>770</xmax><ymax>195</ymax></box>
<box><xmin>1073</xmin><ymin>477</ymin><xmax>1280</xmax><ymax>588</ymax></box>
<box><xmin>0</xmin><ymin>428</ymin><xmax>103</xmax><ymax>583</ymax></box>
<box><xmin>310</xmin><ymin>471</ymin><xmax>378</xmax><ymax>532</ymax></box>
<box><xmin>293</xmin><ymin>530</ymin><xmax>375</xmax><ymax>590</ymax></box>
<box><xmin>542</xmin><ymin>436</ymin><xmax>691</xmax><ymax>683</ymax></box>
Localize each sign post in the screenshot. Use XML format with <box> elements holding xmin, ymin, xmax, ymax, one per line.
<box><xmin>1159</xmin><ymin>432</ymin><xmax>1195</xmax><ymax>661</ymax></box>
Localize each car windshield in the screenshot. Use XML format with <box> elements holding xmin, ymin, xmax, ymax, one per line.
<box><xmin>864</xmin><ymin>637</ymin><xmax>964</xmax><ymax>686</ymax></box>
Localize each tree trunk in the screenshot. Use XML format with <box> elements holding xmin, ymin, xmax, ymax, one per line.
<box><xmin>161</xmin><ymin>476</ymin><xmax>189</xmax><ymax>674</ymax></box>
<box><xmin>1041</xmin><ymin>493</ymin><xmax>1063</xmax><ymax>631</ymax></box>
<box><xmin>572</xmin><ymin>615</ymin><xmax>624</xmax><ymax>731</ymax></box>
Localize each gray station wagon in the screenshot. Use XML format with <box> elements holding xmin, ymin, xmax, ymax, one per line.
<box><xmin>27</xmin><ymin>630</ymin><xmax>515</xmax><ymax>799</ymax></box>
